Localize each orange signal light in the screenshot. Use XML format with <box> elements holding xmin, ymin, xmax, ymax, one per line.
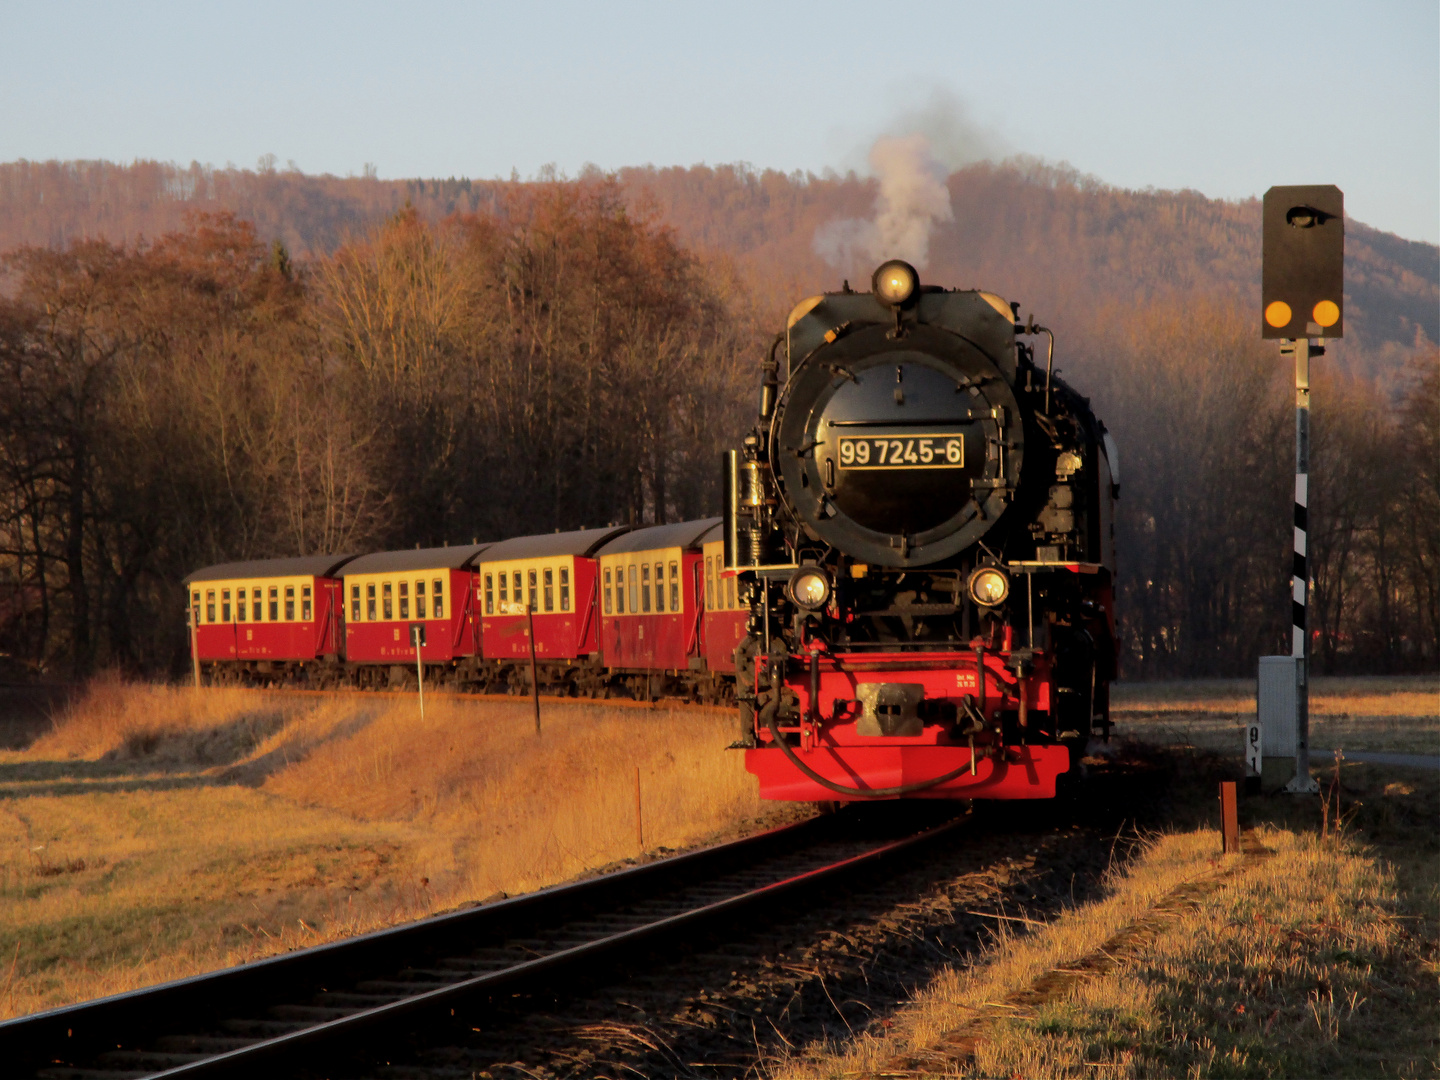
<box><xmin>1312</xmin><ymin>300</ymin><xmax>1340</xmax><ymax>328</ymax></box>
<box><xmin>1264</xmin><ymin>300</ymin><xmax>1292</xmax><ymax>328</ymax></box>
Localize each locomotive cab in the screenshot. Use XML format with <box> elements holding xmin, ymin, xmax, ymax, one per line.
<box><xmin>731</xmin><ymin>262</ymin><xmax>1118</xmax><ymax>801</ymax></box>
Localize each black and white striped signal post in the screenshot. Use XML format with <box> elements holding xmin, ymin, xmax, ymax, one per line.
<box><xmin>1281</xmin><ymin>336</ymin><xmax>1320</xmax><ymax>793</ymax></box>
<box><xmin>1262</xmin><ymin>185</ymin><xmax>1343</xmax><ymax>796</ymax></box>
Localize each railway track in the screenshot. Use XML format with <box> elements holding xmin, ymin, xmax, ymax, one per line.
<box><xmin>198</xmin><ymin>684</ymin><xmax>730</xmax><ymax>712</ymax></box>
<box><xmin>1</xmin><ymin>810</ymin><xmax>969</xmax><ymax>1079</ymax></box>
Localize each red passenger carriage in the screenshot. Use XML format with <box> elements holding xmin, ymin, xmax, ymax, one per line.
<box><xmin>341</xmin><ymin>544</ymin><xmax>492</xmax><ymax>687</ymax></box>
<box><xmin>476</xmin><ymin>527</ymin><xmax>628</xmax><ymax>695</ymax></box>
<box><xmin>185</xmin><ymin>554</ymin><xmax>356</xmax><ymax>682</ymax></box>
<box><xmin>595</xmin><ymin>520</ymin><xmax>720</xmax><ymax>697</ymax></box>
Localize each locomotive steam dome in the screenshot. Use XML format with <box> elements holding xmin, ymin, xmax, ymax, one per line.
<box><xmin>770</xmin><ymin>266</ymin><xmax>1026</xmax><ymax>568</ymax></box>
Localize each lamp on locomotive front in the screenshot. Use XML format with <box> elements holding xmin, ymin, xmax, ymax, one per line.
<box><xmin>872</xmin><ymin>259</ymin><xmax>919</xmax><ymax>308</ymax></box>
<box><xmin>967</xmin><ymin>566</ymin><xmax>1010</xmax><ymax>607</ymax></box>
<box><xmin>787</xmin><ymin>566</ymin><xmax>832</xmax><ymax>611</ymax></box>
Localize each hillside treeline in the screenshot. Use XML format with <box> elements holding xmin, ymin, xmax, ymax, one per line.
<box><xmin>0</xmin><ymin>182</ymin><xmax>756</xmax><ymax>672</ymax></box>
<box><xmin>0</xmin><ymin>170</ymin><xmax>1434</xmax><ymax>679</ymax></box>
<box><xmin>3</xmin><ymin>158</ymin><xmax>1435</xmax><ymax>385</ymax></box>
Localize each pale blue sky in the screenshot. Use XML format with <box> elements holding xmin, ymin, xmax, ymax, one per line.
<box><xmin>2</xmin><ymin>0</ymin><xmax>1436</xmax><ymax>243</ymax></box>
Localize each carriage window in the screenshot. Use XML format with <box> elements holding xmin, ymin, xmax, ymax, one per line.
<box><xmin>499</xmin><ymin>572</ymin><xmax>508</xmax><ymax>607</ymax></box>
<box><xmin>484</xmin><ymin>574</ymin><xmax>494</xmax><ymax>615</ymax></box>
<box><xmin>653</xmin><ymin>563</ymin><xmax>665</xmax><ymax>612</ymax></box>
<box><xmin>629</xmin><ymin>565</ymin><xmax>638</xmax><ymax>613</ymax></box>
<box><xmin>526</xmin><ymin>569</ymin><xmax>537</xmax><ymax>613</ymax></box>
<box><xmin>269</xmin><ymin>587</ymin><xmax>279</xmax><ymax>622</ymax></box>
<box><xmin>398</xmin><ymin>580</ymin><xmax>409</xmax><ymax>620</ymax></box>
<box><xmin>351</xmin><ymin>585</ymin><xmax>361</xmax><ymax>622</ymax></box>
<box><xmin>512</xmin><ymin>572</ymin><xmax>521</xmax><ymax>611</ymax></box>
<box><xmin>670</xmin><ymin>561</ymin><xmax>680</xmax><ymax>611</ymax></box>
<box><xmin>206</xmin><ymin>589</ymin><xmax>216</xmax><ymax>623</ymax></box>
<box><xmin>543</xmin><ymin>568</ymin><xmax>554</xmax><ymax>612</ymax></box>
<box><xmin>726</xmin><ymin>575</ymin><xmax>736</xmax><ymax>610</ymax></box>
<box><xmin>221</xmin><ymin>589</ymin><xmax>232</xmax><ymax>623</ymax></box>
<box><xmin>284</xmin><ymin>586</ymin><xmax>296</xmax><ymax>621</ymax></box>
<box><xmin>559</xmin><ymin>566</ymin><xmax>570</xmax><ymax>612</ymax></box>
<box><xmin>382</xmin><ymin>581</ymin><xmax>393</xmax><ymax>620</ymax></box>
<box><xmin>705</xmin><ymin>556</ymin><xmax>714</xmax><ymax>608</ymax></box>
<box><xmin>604</xmin><ymin>568</ymin><xmax>612</xmax><ymax>614</ymax></box>
<box><xmin>433</xmin><ymin>578</ymin><xmax>444</xmax><ymax>618</ymax></box>
<box><xmin>366</xmin><ymin>583</ymin><xmax>376</xmax><ymax>621</ymax></box>
<box><xmin>416</xmin><ymin>579</ymin><xmax>427</xmax><ymax>619</ymax></box>
<box><xmin>640</xmin><ymin>564</ymin><xmax>651</xmax><ymax>613</ymax></box>
<box><xmin>615</xmin><ymin>567</ymin><xmax>625</xmax><ymax>613</ymax></box>
<box><xmin>302</xmin><ymin>585</ymin><xmax>312</xmax><ymax>621</ymax></box>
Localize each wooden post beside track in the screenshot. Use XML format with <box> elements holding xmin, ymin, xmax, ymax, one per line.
<box><xmin>527</xmin><ymin>604</ymin><xmax>541</xmax><ymax>736</ymax></box>
<box><xmin>634</xmin><ymin>766</ymin><xmax>643</xmax><ymax>851</ymax></box>
<box><xmin>189</xmin><ymin>604</ymin><xmax>201</xmax><ymax>690</ymax></box>
<box><xmin>1220</xmin><ymin>781</ymin><xmax>1240</xmax><ymax>854</ymax></box>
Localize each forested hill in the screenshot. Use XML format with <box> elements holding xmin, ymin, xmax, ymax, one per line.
<box><xmin>1</xmin><ymin>158</ymin><xmax>1434</xmax><ymax>383</ymax></box>
<box><xmin>1</xmin><ymin>160</ymin><xmax>1433</xmax><ymax>679</ymax></box>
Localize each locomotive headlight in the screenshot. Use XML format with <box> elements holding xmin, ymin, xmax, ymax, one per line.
<box><xmin>787</xmin><ymin>567</ymin><xmax>832</xmax><ymax>611</ymax></box>
<box><xmin>967</xmin><ymin>567</ymin><xmax>1010</xmax><ymax>607</ymax></box>
<box><xmin>872</xmin><ymin>260</ymin><xmax>919</xmax><ymax>308</ymax></box>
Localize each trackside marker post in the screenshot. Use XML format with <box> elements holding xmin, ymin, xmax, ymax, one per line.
<box><xmin>635</xmin><ymin>766</ymin><xmax>644</xmax><ymax>851</ymax></box>
<box><xmin>1245</xmin><ymin>719</ymin><xmax>1262</xmax><ymax>794</ymax></box>
<box><xmin>411</xmin><ymin>623</ymin><xmax>426</xmax><ymax>723</ymax></box>
<box><xmin>189</xmin><ymin>603</ymin><xmax>201</xmax><ymax>689</ymax></box>
<box><xmin>1262</xmin><ymin>184</ymin><xmax>1340</xmax><ymax>797</ymax></box>
<box><xmin>527</xmin><ymin>604</ymin><xmax>541</xmax><ymax>736</ymax></box>
<box><xmin>1220</xmin><ymin>781</ymin><xmax>1240</xmax><ymax>853</ymax></box>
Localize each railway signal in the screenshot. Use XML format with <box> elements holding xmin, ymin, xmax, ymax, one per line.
<box><xmin>1262</xmin><ymin>185</ymin><xmax>1344</xmax><ymax>339</ymax></box>
<box><xmin>1263</xmin><ymin>184</ymin><xmax>1342</xmax><ymax>795</ymax></box>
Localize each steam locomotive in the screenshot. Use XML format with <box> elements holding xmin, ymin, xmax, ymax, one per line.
<box><xmin>726</xmin><ymin>260</ymin><xmax>1118</xmax><ymax>801</ymax></box>
<box><xmin>184</xmin><ymin>260</ymin><xmax>1116</xmax><ymax>803</ymax></box>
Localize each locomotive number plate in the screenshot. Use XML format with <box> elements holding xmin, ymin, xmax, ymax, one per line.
<box><xmin>836</xmin><ymin>434</ymin><xmax>964</xmax><ymax>470</ymax></box>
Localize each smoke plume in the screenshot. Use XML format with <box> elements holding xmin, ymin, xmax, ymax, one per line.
<box><xmin>815</xmin><ymin>90</ymin><xmax>1006</xmax><ymax>273</ymax></box>
<box><xmin>814</xmin><ymin>134</ymin><xmax>953</xmax><ymax>270</ymax></box>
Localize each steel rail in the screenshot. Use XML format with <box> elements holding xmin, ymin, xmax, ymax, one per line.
<box><xmin>190</xmin><ymin>683</ymin><xmax>732</xmax><ymax>713</ymax></box>
<box><xmin>2</xmin><ymin>813</ymin><xmax>965</xmax><ymax>1079</ymax></box>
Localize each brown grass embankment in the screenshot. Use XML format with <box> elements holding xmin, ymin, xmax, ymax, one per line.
<box><xmin>0</xmin><ymin>679</ymin><xmax>780</xmax><ymax>1019</ymax></box>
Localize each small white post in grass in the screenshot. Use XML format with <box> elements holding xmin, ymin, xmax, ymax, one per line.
<box><xmin>411</xmin><ymin>623</ymin><xmax>426</xmax><ymax>722</ymax></box>
<box><xmin>1245</xmin><ymin>717</ymin><xmax>1262</xmax><ymax>794</ymax></box>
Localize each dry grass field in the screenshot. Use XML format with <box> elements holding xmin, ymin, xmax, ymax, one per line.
<box><xmin>1111</xmin><ymin>674</ymin><xmax>1439</xmax><ymax>756</ymax></box>
<box><xmin>0</xmin><ymin>679</ymin><xmax>784</xmax><ymax>1020</ymax></box>
<box><xmin>778</xmin><ymin>803</ymin><xmax>1438</xmax><ymax>1078</ymax></box>
<box><xmin>1</xmin><ymin>673</ymin><xmax>1434</xmax><ymax>1076</ymax></box>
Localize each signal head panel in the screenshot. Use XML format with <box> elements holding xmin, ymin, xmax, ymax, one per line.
<box><xmin>1262</xmin><ymin>184</ymin><xmax>1344</xmax><ymax>339</ymax></box>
